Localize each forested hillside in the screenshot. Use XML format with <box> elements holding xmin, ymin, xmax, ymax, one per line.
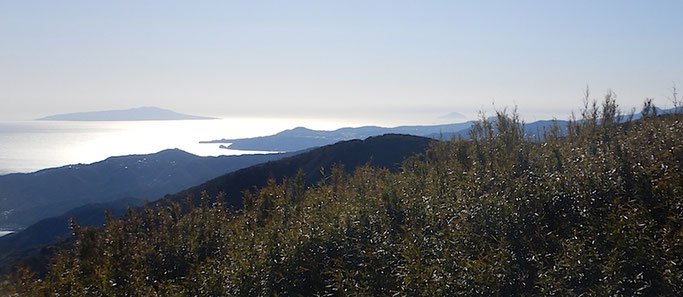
<box><xmin>0</xmin><ymin>149</ymin><xmax>294</xmax><ymax>228</ymax></box>
<box><xmin>3</xmin><ymin>99</ymin><xmax>681</xmax><ymax>296</ymax></box>
<box><xmin>161</xmin><ymin>134</ymin><xmax>433</xmax><ymax>210</ymax></box>
<box><xmin>0</xmin><ymin>198</ymin><xmax>146</xmax><ymax>276</ymax></box>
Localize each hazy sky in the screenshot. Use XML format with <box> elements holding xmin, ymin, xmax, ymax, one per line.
<box><xmin>1</xmin><ymin>0</ymin><xmax>682</xmax><ymax>123</ymax></box>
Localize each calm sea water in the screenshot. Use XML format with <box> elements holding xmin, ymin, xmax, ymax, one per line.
<box><xmin>0</xmin><ymin>118</ymin><xmax>352</xmax><ymax>175</ymax></box>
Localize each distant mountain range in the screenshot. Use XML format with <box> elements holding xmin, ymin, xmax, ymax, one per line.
<box><xmin>37</xmin><ymin>107</ymin><xmax>216</xmax><ymax>121</ymax></box>
<box><xmin>201</xmin><ymin>122</ymin><xmax>473</xmax><ymax>151</ymax></box>
<box><xmin>200</xmin><ymin>107</ymin><xmax>683</xmax><ymax>152</ymax></box>
<box><xmin>0</xmin><ymin>149</ymin><xmax>296</xmax><ymax>229</ymax></box>
<box><xmin>199</xmin><ymin>119</ymin><xmax>564</xmax><ymax>152</ymax></box>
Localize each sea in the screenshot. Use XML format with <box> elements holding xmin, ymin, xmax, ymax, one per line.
<box><xmin>0</xmin><ymin>118</ymin><xmax>354</xmax><ymax>175</ymax></box>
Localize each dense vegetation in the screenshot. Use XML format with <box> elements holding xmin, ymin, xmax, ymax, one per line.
<box><xmin>2</xmin><ymin>98</ymin><xmax>681</xmax><ymax>296</ymax></box>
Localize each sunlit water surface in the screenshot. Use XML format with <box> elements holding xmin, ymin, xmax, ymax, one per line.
<box><xmin>0</xmin><ymin>118</ymin><xmax>355</xmax><ymax>175</ymax></box>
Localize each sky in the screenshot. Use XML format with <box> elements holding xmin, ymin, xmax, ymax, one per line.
<box><xmin>1</xmin><ymin>0</ymin><xmax>682</xmax><ymax>124</ymax></box>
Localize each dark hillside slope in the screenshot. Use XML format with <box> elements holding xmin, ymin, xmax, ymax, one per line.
<box><xmin>159</xmin><ymin>134</ymin><xmax>433</xmax><ymax>208</ymax></box>
<box><xmin>0</xmin><ymin>149</ymin><xmax>294</xmax><ymax>228</ymax></box>
<box><xmin>0</xmin><ymin>198</ymin><xmax>145</xmax><ymax>275</ymax></box>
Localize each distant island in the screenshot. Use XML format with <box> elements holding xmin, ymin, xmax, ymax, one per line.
<box><xmin>439</xmin><ymin>111</ymin><xmax>467</xmax><ymax>120</ymax></box>
<box><xmin>37</xmin><ymin>107</ymin><xmax>216</xmax><ymax>121</ymax></box>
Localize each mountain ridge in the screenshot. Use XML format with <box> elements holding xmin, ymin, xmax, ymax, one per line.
<box><xmin>0</xmin><ymin>149</ymin><xmax>296</xmax><ymax>229</ymax></box>
<box><xmin>166</xmin><ymin>134</ymin><xmax>433</xmax><ymax>209</ymax></box>
<box><xmin>200</xmin><ymin>106</ymin><xmax>683</xmax><ymax>152</ymax></box>
<box><xmin>200</xmin><ymin>122</ymin><xmax>472</xmax><ymax>151</ymax></box>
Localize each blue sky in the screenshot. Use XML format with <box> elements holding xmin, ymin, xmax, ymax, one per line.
<box><xmin>1</xmin><ymin>1</ymin><xmax>682</xmax><ymax>123</ymax></box>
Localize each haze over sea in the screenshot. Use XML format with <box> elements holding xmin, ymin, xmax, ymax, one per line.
<box><xmin>0</xmin><ymin>118</ymin><xmax>362</xmax><ymax>175</ymax></box>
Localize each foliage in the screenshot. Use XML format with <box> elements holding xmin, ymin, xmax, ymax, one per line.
<box><xmin>2</xmin><ymin>98</ymin><xmax>682</xmax><ymax>296</ymax></box>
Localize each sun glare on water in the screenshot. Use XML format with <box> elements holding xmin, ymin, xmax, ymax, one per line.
<box><xmin>0</xmin><ymin>117</ymin><xmax>360</xmax><ymax>174</ymax></box>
